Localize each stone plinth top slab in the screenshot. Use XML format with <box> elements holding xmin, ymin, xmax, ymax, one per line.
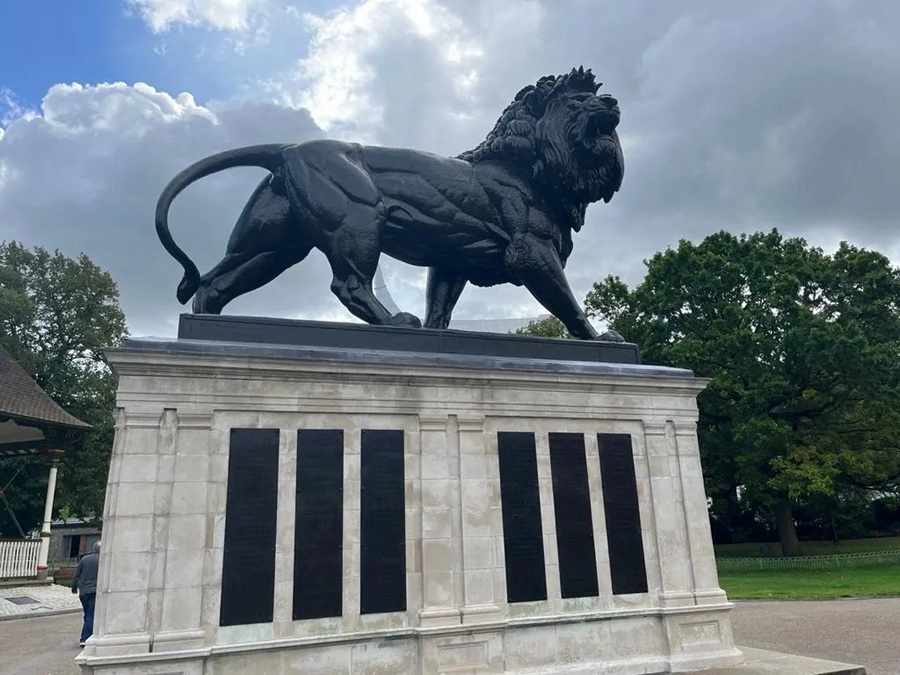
<box><xmin>117</xmin><ymin>333</ymin><xmax>695</xmax><ymax>381</ymax></box>
<box><xmin>176</xmin><ymin>313</ymin><xmax>642</xmax><ymax>365</ymax></box>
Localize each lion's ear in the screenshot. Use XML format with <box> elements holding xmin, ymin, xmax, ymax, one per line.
<box><xmin>522</xmin><ymin>89</ymin><xmax>545</xmax><ymax>115</ymax></box>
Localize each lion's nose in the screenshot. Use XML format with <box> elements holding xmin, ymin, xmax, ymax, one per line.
<box><xmin>600</xmin><ymin>95</ymin><xmax>618</xmax><ymax>108</ymax></box>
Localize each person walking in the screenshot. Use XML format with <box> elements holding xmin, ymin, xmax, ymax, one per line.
<box><xmin>72</xmin><ymin>540</ymin><xmax>101</xmax><ymax>647</ymax></box>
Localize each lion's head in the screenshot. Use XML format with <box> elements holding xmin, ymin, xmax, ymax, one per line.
<box><xmin>458</xmin><ymin>67</ymin><xmax>624</xmax><ymax>229</ymax></box>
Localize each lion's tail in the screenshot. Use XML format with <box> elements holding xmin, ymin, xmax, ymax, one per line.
<box><xmin>155</xmin><ymin>143</ymin><xmax>292</xmax><ymax>304</ymax></box>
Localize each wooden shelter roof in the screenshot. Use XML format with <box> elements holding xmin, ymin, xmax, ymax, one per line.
<box><xmin>0</xmin><ymin>347</ymin><xmax>90</xmax><ymax>456</ymax></box>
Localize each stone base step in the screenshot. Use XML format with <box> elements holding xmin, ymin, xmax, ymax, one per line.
<box><xmin>677</xmin><ymin>646</ymin><xmax>866</xmax><ymax>675</ymax></box>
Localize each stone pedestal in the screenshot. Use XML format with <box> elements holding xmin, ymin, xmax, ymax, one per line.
<box><xmin>78</xmin><ymin>319</ymin><xmax>742</xmax><ymax>674</ymax></box>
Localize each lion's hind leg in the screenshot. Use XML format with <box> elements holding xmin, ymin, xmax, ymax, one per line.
<box><xmin>328</xmin><ymin>255</ymin><xmax>422</xmax><ymax>328</ymax></box>
<box><xmin>424</xmin><ymin>267</ymin><xmax>467</xmax><ymax>329</ymax></box>
<box><xmin>324</xmin><ymin>207</ymin><xmax>421</xmax><ymax>328</ymax></box>
<box><xmin>193</xmin><ymin>177</ymin><xmax>311</xmax><ymax>314</ymax></box>
<box><xmin>194</xmin><ymin>246</ymin><xmax>312</xmax><ymax>314</ymax></box>
<box><xmin>281</xmin><ymin>142</ymin><xmax>422</xmax><ymax>328</ymax></box>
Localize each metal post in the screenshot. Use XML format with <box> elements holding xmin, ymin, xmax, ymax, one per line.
<box><xmin>36</xmin><ymin>450</ymin><xmax>63</xmax><ymax>581</ymax></box>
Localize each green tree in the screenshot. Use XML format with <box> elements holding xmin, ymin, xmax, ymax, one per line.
<box><xmin>586</xmin><ymin>230</ymin><xmax>900</xmax><ymax>555</ymax></box>
<box><xmin>515</xmin><ymin>315</ymin><xmax>573</xmax><ymax>339</ymax></box>
<box><xmin>0</xmin><ymin>242</ymin><xmax>127</xmax><ymax>534</ymax></box>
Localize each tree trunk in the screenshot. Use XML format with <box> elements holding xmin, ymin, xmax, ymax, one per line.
<box><xmin>775</xmin><ymin>496</ymin><xmax>802</xmax><ymax>556</ymax></box>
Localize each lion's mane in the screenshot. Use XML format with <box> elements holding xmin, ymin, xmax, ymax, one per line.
<box><xmin>457</xmin><ymin>66</ymin><xmax>623</xmax><ymax>231</ymax></box>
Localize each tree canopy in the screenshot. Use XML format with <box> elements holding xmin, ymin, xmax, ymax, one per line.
<box><xmin>0</xmin><ymin>241</ymin><xmax>127</xmax><ymax>535</ymax></box>
<box><xmin>583</xmin><ymin>230</ymin><xmax>900</xmax><ymax>554</ymax></box>
<box><xmin>514</xmin><ymin>315</ymin><xmax>571</xmax><ymax>339</ymax></box>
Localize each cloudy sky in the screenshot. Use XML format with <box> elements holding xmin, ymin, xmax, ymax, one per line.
<box><xmin>1</xmin><ymin>0</ymin><xmax>898</xmax><ymax>337</ymax></box>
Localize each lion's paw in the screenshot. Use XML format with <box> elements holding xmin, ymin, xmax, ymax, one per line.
<box><xmin>387</xmin><ymin>312</ymin><xmax>423</xmax><ymax>328</ymax></box>
<box><xmin>596</xmin><ymin>329</ymin><xmax>625</xmax><ymax>343</ymax></box>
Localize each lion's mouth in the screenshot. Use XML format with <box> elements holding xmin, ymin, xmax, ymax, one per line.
<box><xmin>592</xmin><ymin>108</ymin><xmax>620</xmax><ymax>135</ymax></box>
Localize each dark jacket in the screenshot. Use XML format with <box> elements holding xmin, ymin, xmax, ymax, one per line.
<box><xmin>72</xmin><ymin>551</ymin><xmax>100</xmax><ymax>597</ymax></box>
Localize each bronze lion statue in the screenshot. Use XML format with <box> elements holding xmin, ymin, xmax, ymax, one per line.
<box><xmin>155</xmin><ymin>66</ymin><xmax>625</xmax><ymax>340</ymax></box>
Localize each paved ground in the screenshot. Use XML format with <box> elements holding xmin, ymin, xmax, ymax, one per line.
<box><xmin>0</xmin><ymin>612</ymin><xmax>82</xmax><ymax>675</ymax></box>
<box><xmin>730</xmin><ymin>598</ymin><xmax>898</xmax><ymax>675</ymax></box>
<box><xmin>0</xmin><ymin>583</ymin><xmax>81</xmax><ymax>619</ymax></box>
<box><xmin>0</xmin><ymin>598</ymin><xmax>895</xmax><ymax>674</ymax></box>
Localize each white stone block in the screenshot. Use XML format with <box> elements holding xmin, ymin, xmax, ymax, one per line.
<box><xmin>171</xmin><ymin>481</ymin><xmax>209</xmax><ymax>515</ymax></box>
<box><xmin>118</xmin><ymin>454</ymin><xmax>159</xmax><ymax>484</ymax></box>
<box><xmin>174</xmin><ymin>454</ymin><xmax>209</xmax><ymax>482</ymax></box>
<box><xmin>167</xmin><ymin>514</ymin><xmax>208</xmax><ymax>550</ymax></box>
<box><xmin>463</xmin><ymin>536</ymin><xmax>492</xmax><ymax>570</ymax></box>
<box><xmin>464</xmin><ymin>569</ymin><xmax>493</xmax><ymax>606</ymax></box>
<box><xmin>112</xmin><ymin>516</ymin><xmax>154</xmax><ymax>552</ymax></box>
<box><xmin>422</xmin><ymin>570</ymin><xmax>454</xmax><ymax>607</ymax></box>
<box><xmin>106</xmin><ymin>551</ymin><xmax>152</xmax><ymax>593</ymax></box>
<box><xmin>156</xmin><ymin>454</ymin><xmax>176</xmax><ymax>483</ymax></box>
<box><xmin>164</xmin><ymin>550</ymin><xmax>205</xmax><ymax>589</ymax></box>
<box><xmin>102</xmin><ymin>590</ymin><xmax>149</xmax><ymax>634</ymax></box>
<box><xmin>422</xmin><ymin>507</ymin><xmax>453</xmax><ymax>539</ymax></box>
<box><xmin>114</xmin><ymin>483</ymin><xmax>157</xmax><ymax>517</ymax></box>
<box><xmin>161</xmin><ymin>585</ymin><xmax>202</xmax><ymax>631</ymax></box>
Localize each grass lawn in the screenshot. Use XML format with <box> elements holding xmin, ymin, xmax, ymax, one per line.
<box><xmin>715</xmin><ymin>536</ymin><xmax>900</xmax><ymax>558</ymax></box>
<box><xmin>719</xmin><ymin>564</ymin><xmax>900</xmax><ymax>600</ymax></box>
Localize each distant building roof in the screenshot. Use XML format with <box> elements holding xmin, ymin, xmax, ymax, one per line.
<box><xmin>0</xmin><ymin>346</ymin><xmax>90</xmax><ymax>456</ymax></box>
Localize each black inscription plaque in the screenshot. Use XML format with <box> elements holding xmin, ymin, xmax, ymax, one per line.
<box><xmin>220</xmin><ymin>428</ymin><xmax>279</xmax><ymax>626</ymax></box>
<box><xmin>360</xmin><ymin>429</ymin><xmax>406</xmax><ymax>614</ymax></box>
<box><xmin>497</xmin><ymin>431</ymin><xmax>547</xmax><ymax>603</ymax></box>
<box><xmin>549</xmin><ymin>432</ymin><xmax>599</xmax><ymax>599</ymax></box>
<box><xmin>597</xmin><ymin>433</ymin><xmax>648</xmax><ymax>594</ymax></box>
<box><xmin>294</xmin><ymin>429</ymin><xmax>344</xmax><ymax>620</ymax></box>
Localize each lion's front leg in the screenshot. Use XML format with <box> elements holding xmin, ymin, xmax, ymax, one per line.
<box><xmin>504</xmin><ymin>234</ymin><xmax>618</xmax><ymax>341</ymax></box>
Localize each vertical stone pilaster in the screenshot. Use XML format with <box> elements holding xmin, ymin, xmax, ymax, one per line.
<box><xmin>417</xmin><ymin>414</ymin><xmax>459</xmax><ymax>627</ymax></box>
<box><xmin>91</xmin><ymin>408</ymin><xmax>167</xmax><ymax>657</ymax></box>
<box><xmin>405</xmin><ymin>427</ymin><xmax>423</xmax><ymax>626</ymax></box>
<box><xmin>674</xmin><ymin>423</ymin><xmax>728</xmax><ymax>605</ymax></box>
<box><xmin>200</xmin><ymin>418</ymin><xmax>228</xmax><ymax>639</ymax></box>
<box><xmin>457</xmin><ymin>415</ymin><xmax>501</xmax><ymax>624</ymax></box>
<box><xmin>274</xmin><ymin>428</ymin><xmax>298</xmax><ymax>637</ymax></box>
<box><xmin>534</xmin><ymin>432</ymin><xmax>561</xmax><ymax>610</ymax></box>
<box><xmin>94</xmin><ymin>407</ymin><xmax>126</xmax><ymax>631</ymax></box>
<box><xmin>155</xmin><ymin>411</ymin><xmax>213</xmax><ymax>652</ymax></box>
<box><xmin>584</xmin><ymin>433</ymin><xmax>613</xmax><ymax>602</ymax></box>
<box><xmin>643</xmin><ymin>420</ymin><xmax>694</xmax><ymax>608</ymax></box>
<box><xmin>341</xmin><ymin>427</ymin><xmax>361</xmax><ymax>631</ymax></box>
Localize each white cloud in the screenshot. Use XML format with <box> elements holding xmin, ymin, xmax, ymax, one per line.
<box><xmin>0</xmin><ymin>81</ymin><xmax>327</xmax><ymax>336</ymax></box>
<box><xmin>127</xmin><ymin>0</ymin><xmax>267</xmax><ymax>32</ymax></box>
<box><xmin>291</xmin><ymin>0</ymin><xmax>483</xmax><ymax>132</ymax></box>
<box><xmin>5</xmin><ymin>0</ymin><xmax>900</xmax><ymax>337</ymax></box>
<box><xmin>275</xmin><ymin>0</ymin><xmax>544</xmax><ymax>151</ymax></box>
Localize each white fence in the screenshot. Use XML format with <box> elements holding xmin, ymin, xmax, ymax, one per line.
<box><xmin>717</xmin><ymin>549</ymin><xmax>900</xmax><ymax>572</ymax></box>
<box><xmin>0</xmin><ymin>539</ymin><xmax>41</xmax><ymax>579</ymax></box>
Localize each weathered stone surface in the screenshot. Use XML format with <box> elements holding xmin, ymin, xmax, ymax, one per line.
<box><xmin>677</xmin><ymin>646</ymin><xmax>865</xmax><ymax>675</ymax></box>
<box><xmin>79</xmin><ymin>336</ymin><xmax>741</xmax><ymax>674</ymax></box>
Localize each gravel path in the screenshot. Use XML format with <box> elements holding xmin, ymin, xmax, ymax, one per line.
<box><xmin>0</xmin><ymin>598</ymin><xmax>895</xmax><ymax>674</ymax></box>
